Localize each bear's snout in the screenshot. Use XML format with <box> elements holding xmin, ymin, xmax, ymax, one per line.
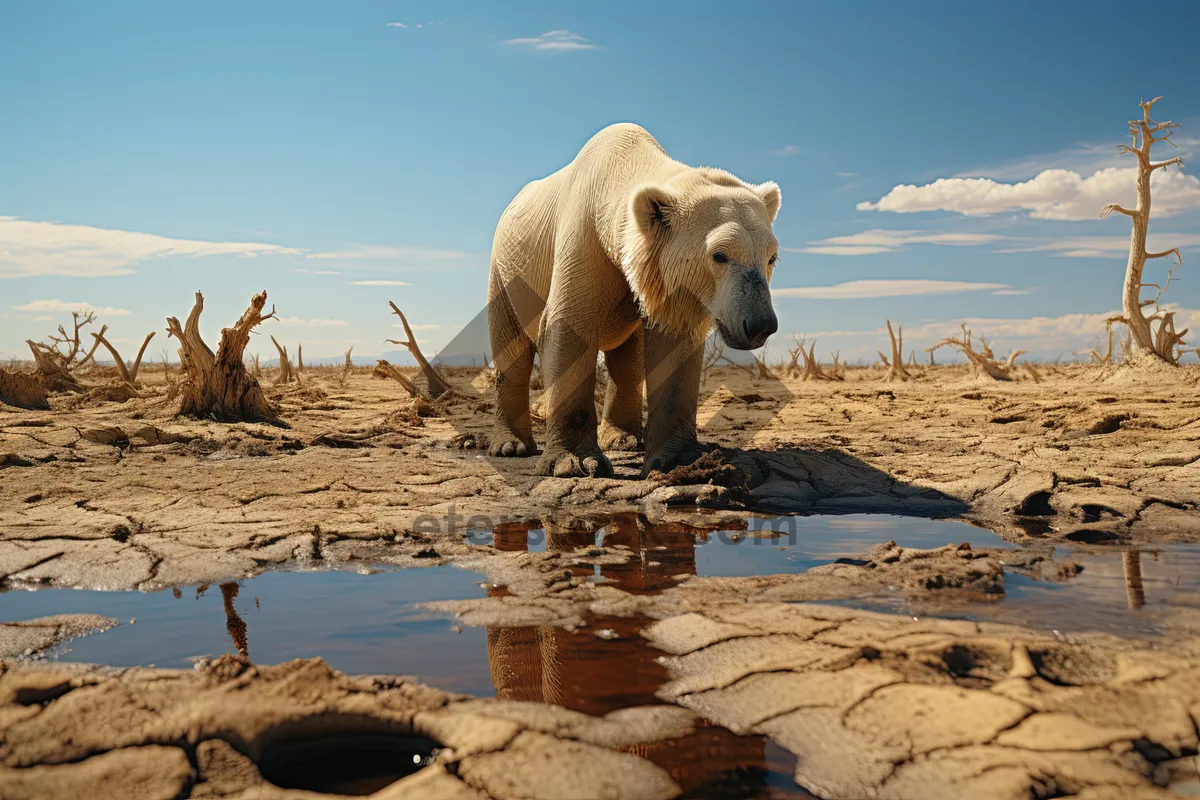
<box><xmin>743</xmin><ymin>312</ymin><xmax>778</xmax><ymax>349</ymax></box>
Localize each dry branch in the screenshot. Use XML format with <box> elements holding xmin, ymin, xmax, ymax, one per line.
<box><xmin>270</xmin><ymin>336</ymin><xmax>296</xmax><ymax>386</ymax></box>
<box><xmin>882</xmin><ymin>321</ymin><xmax>912</xmax><ymax>382</ymax></box>
<box><xmin>929</xmin><ymin>323</ymin><xmax>1039</xmax><ymax>382</ymax></box>
<box><xmin>374</xmin><ymin>359</ymin><xmax>418</xmax><ymax>397</ymax></box>
<box><xmin>166</xmin><ymin>290</ymin><xmax>283</xmax><ymax>424</ymax></box>
<box><xmin>385</xmin><ymin>301</ymin><xmax>452</xmax><ymax>397</ymax></box>
<box><xmin>297</xmin><ymin>344</ymin><xmax>304</xmax><ymax>373</ymax></box>
<box><xmin>789</xmin><ymin>336</ymin><xmax>841</xmax><ymax>381</ymax></box>
<box><xmin>25</xmin><ymin>311</ymin><xmax>106</xmax><ymax>393</ymax></box>
<box><xmin>340</xmin><ymin>346</ymin><xmax>354</xmax><ymax>386</ymax></box>
<box><xmin>91</xmin><ymin>330</ymin><xmax>155</xmax><ymax>386</ymax></box>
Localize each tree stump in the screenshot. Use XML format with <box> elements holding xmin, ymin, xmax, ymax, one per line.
<box><xmin>166</xmin><ymin>291</ymin><xmax>283</xmax><ymax>425</ymax></box>
<box><xmin>0</xmin><ymin>367</ymin><xmax>49</xmax><ymax>410</ymax></box>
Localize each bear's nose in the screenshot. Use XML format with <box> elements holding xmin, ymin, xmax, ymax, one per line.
<box><xmin>743</xmin><ymin>315</ymin><xmax>778</xmax><ymax>347</ymax></box>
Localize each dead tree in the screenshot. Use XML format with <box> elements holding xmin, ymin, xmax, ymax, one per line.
<box><xmin>882</xmin><ymin>320</ymin><xmax>912</xmax><ymax>382</ymax></box>
<box><xmin>296</xmin><ymin>344</ymin><xmax>304</xmax><ymax>373</ymax></box>
<box><xmin>0</xmin><ymin>367</ymin><xmax>48</xmax><ymax>409</ymax></box>
<box><xmin>269</xmin><ymin>336</ymin><xmax>296</xmax><ymax>386</ymax></box>
<box><xmin>1101</xmin><ymin>97</ymin><xmax>1188</xmax><ymax>364</ymax></box>
<box><xmin>385</xmin><ymin>301</ymin><xmax>452</xmax><ymax>398</ymax></box>
<box><xmin>25</xmin><ymin>311</ymin><xmax>105</xmax><ymax>392</ymax></box>
<box><xmin>165</xmin><ymin>290</ymin><xmax>282</xmax><ymax>424</ymax></box>
<box><xmin>91</xmin><ymin>329</ymin><xmax>155</xmax><ymax>387</ymax></box>
<box><xmin>702</xmin><ymin>336</ymin><xmax>724</xmax><ymax>382</ymax></box>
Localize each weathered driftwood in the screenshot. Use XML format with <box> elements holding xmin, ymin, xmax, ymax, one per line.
<box><xmin>385</xmin><ymin>301</ymin><xmax>452</xmax><ymax>397</ymax></box>
<box><xmin>0</xmin><ymin>367</ymin><xmax>49</xmax><ymax>409</ymax></box>
<box><xmin>91</xmin><ymin>330</ymin><xmax>155</xmax><ymax>386</ymax></box>
<box><xmin>270</xmin><ymin>336</ymin><xmax>296</xmax><ymax>386</ymax></box>
<box><xmin>166</xmin><ymin>290</ymin><xmax>283</xmax><ymax>424</ymax></box>
<box><xmin>1101</xmin><ymin>97</ymin><xmax>1188</xmax><ymax>364</ymax></box>
<box><xmin>297</xmin><ymin>344</ymin><xmax>304</xmax><ymax>373</ymax></box>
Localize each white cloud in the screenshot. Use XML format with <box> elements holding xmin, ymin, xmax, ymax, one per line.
<box><xmin>13</xmin><ymin>299</ymin><xmax>132</xmax><ymax>317</ymax></box>
<box><xmin>502</xmin><ymin>30</ymin><xmax>599</xmax><ymax>53</ymax></box>
<box><xmin>0</xmin><ymin>217</ymin><xmax>301</xmax><ymax>278</ymax></box>
<box><xmin>275</xmin><ymin>317</ymin><xmax>350</xmax><ymax>328</ymax></box>
<box><xmin>395</xmin><ymin>323</ymin><xmax>441</xmax><ymax>331</ymax></box>
<box><xmin>996</xmin><ymin>232</ymin><xmax>1200</xmax><ymax>257</ymax></box>
<box><xmin>771</xmin><ymin>145</ymin><xmax>801</xmax><ymax>157</ymax></box>
<box><xmin>858</xmin><ymin>166</ymin><xmax>1200</xmax><ymax>221</ymax></box>
<box><xmin>787</xmin><ymin>229</ymin><xmax>1003</xmax><ymax>256</ymax></box>
<box><xmin>386</xmin><ymin>22</ymin><xmax>407</xmax><ymax>28</ymax></box>
<box><xmin>991</xmin><ymin>288</ymin><xmax>1034</xmax><ymax>296</ymax></box>
<box><xmin>308</xmin><ymin>245</ymin><xmax>470</xmax><ymax>262</ymax></box>
<box><xmin>349</xmin><ymin>280</ymin><xmax>413</xmax><ymax>286</ymax></box>
<box><xmin>774</xmin><ymin>279</ymin><xmax>1010</xmax><ymax>300</ymax></box>
<box><xmin>294</xmin><ymin>268</ymin><xmax>342</xmax><ymax>275</ymax></box>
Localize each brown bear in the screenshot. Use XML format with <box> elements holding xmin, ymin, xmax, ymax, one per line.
<box><xmin>486</xmin><ymin>123</ymin><xmax>781</xmax><ymax>478</ymax></box>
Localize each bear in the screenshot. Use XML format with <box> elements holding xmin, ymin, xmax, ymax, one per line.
<box><xmin>486</xmin><ymin>122</ymin><xmax>781</xmax><ymax>479</ymax></box>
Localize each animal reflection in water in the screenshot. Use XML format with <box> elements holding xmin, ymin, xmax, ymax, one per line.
<box><xmin>485</xmin><ymin>513</ymin><xmax>796</xmax><ymax>796</ymax></box>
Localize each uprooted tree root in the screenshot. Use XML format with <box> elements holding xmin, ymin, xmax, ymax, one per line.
<box><xmin>929</xmin><ymin>323</ymin><xmax>1042</xmax><ymax>382</ymax></box>
<box><xmin>25</xmin><ymin>311</ymin><xmax>104</xmax><ymax>393</ymax></box>
<box><xmin>879</xmin><ymin>320</ymin><xmax>913</xmax><ymax>382</ymax></box>
<box><xmin>166</xmin><ymin>290</ymin><xmax>285</xmax><ymax>426</ymax></box>
<box><xmin>385</xmin><ymin>301</ymin><xmax>453</xmax><ymax>398</ymax></box>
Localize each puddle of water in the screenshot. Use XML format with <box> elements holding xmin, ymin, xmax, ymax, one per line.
<box><xmin>0</xmin><ymin>567</ymin><xmax>496</xmax><ymax>694</ymax></box>
<box><xmin>5</xmin><ymin>513</ymin><xmax>1200</xmax><ymax>798</ymax></box>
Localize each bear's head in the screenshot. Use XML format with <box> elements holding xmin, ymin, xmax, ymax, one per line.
<box><xmin>623</xmin><ymin>168</ymin><xmax>781</xmax><ymax>350</ymax></box>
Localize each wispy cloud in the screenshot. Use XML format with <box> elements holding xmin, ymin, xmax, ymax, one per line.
<box><xmin>834</xmin><ymin>171</ymin><xmax>859</xmax><ymax>179</ymax></box>
<box><xmin>787</xmin><ymin>229</ymin><xmax>1003</xmax><ymax>256</ymax></box>
<box><xmin>349</xmin><ymin>279</ymin><xmax>413</xmax><ymax>286</ymax></box>
<box><xmin>858</xmin><ymin>166</ymin><xmax>1200</xmax><ymax>221</ymax></box>
<box><xmin>396</xmin><ymin>323</ymin><xmax>441</xmax><ymax>331</ymax></box>
<box><xmin>774</xmin><ymin>279</ymin><xmax>1010</xmax><ymax>300</ymax></box>
<box><xmin>0</xmin><ymin>217</ymin><xmax>301</xmax><ymax>279</ymax></box>
<box><xmin>275</xmin><ymin>317</ymin><xmax>350</xmax><ymax>328</ymax></box>
<box><xmin>502</xmin><ymin>30</ymin><xmax>599</xmax><ymax>53</ymax></box>
<box><xmin>13</xmin><ymin>299</ymin><xmax>132</xmax><ymax>317</ymax></box>
<box><xmin>996</xmin><ymin>232</ymin><xmax>1200</xmax><ymax>258</ymax></box>
<box><xmin>386</xmin><ymin>22</ymin><xmax>407</xmax><ymax>28</ymax></box>
<box><xmin>308</xmin><ymin>245</ymin><xmax>470</xmax><ymax>262</ymax></box>
<box><xmin>771</xmin><ymin>145</ymin><xmax>801</xmax><ymax>157</ymax></box>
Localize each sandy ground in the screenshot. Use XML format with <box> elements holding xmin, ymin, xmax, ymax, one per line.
<box><xmin>3</xmin><ymin>362</ymin><xmax>1200</xmax><ymax>798</ymax></box>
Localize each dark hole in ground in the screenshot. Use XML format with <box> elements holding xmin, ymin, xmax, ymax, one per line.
<box><xmin>257</xmin><ymin>733</ymin><xmax>440</xmax><ymax>795</ymax></box>
<box><xmin>1016</xmin><ymin>491</ymin><xmax>1055</xmax><ymax>517</ymax></box>
<box><xmin>1088</xmin><ymin>414</ymin><xmax>1130</xmax><ymax>435</ymax></box>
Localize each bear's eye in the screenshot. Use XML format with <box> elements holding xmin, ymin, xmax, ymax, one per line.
<box><xmin>768</xmin><ymin>254</ymin><xmax>778</xmax><ymax>266</ymax></box>
<box><xmin>712</xmin><ymin>251</ymin><xmax>729</xmax><ymax>264</ymax></box>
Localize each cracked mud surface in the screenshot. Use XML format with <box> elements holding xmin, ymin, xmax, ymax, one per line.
<box><xmin>3</xmin><ymin>363</ymin><xmax>1200</xmax><ymax>798</ymax></box>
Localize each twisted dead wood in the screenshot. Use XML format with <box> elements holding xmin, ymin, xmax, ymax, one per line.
<box><xmin>385</xmin><ymin>301</ymin><xmax>452</xmax><ymax>397</ymax></box>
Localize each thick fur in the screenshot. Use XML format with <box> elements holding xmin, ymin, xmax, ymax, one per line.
<box><xmin>487</xmin><ymin>123</ymin><xmax>781</xmax><ymax>478</ymax></box>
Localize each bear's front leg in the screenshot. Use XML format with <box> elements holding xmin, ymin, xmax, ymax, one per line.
<box><xmin>535</xmin><ymin>316</ymin><xmax>614</xmax><ymax>478</ymax></box>
<box><xmin>598</xmin><ymin>324</ymin><xmax>645</xmax><ymax>452</ymax></box>
<box><xmin>641</xmin><ymin>325</ymin><xmax>712</xmax><ymax>478</ymax></box>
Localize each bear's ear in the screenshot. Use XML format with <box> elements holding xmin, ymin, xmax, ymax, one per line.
<box><xmin>630</xmin><ymin>184</ymin><xmax>678</xmax><ymax>238</ymax></box>
<box><xmin>754</xmin><ymin>181</ymin><xmax>782</xmax><ymax>222</ymax></box>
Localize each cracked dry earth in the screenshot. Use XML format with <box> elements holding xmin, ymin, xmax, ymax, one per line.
<box><xmin>3</xmin><ymin>363</ymin><xmax>1200</xmax><ymax>798</ymax></box>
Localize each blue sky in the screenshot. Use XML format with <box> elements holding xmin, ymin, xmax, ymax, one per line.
<box><xmin>3</xmin><ymin>0</ymin><xmax>1199</xmax><ymax>364</ymax></box>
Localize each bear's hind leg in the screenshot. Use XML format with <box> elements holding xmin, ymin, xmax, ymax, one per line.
<box><xmin>598</xmin><ymin>325</ymin><xmax>644</xmax><ymax>452</ymax></box>
<box><xmin>488</xmin><ymin>272</ymin><xmax>537</xmax><ymax>458</ymax></box>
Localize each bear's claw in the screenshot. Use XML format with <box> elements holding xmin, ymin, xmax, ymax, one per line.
<box><xmin>598</xmin><ymin>423</ymin><xmax>644</xmax><ymax>452</ymax></box>
<box><xmin>536</xmin><ymin>447</ymin><xmax>614</xmax><ymax>479</ymax></box>
<box><xmin>488</xmin><ymin>436</ymin><xmax>535</xmax><ymax>458</ymax></box>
